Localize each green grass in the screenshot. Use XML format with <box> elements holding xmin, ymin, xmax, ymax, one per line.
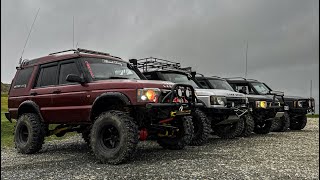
<box><xmin>307</xmin><ymin>114</ymin><xmax>319</xmax><ymax>118</ymax></box>
<box><xmin>1</xmin><ymin>95</ymin><xmax>76</xmax><ymax>147</ymax></box>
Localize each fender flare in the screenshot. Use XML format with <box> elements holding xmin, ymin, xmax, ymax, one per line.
<box><xmin>18</xmin><ymin>100</ymin><xmax>44</xmax><ymax>122</ymax></box>
<box><xmin>90</xmin><ymin>92</ymin><xmax>132</xmax><ymax>120</ymax></box>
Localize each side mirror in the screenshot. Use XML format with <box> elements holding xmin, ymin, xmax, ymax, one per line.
<box><xmin>66</xmin><ymin>74</ymin><xmax>85</xmax><ymax>84</ymax></box>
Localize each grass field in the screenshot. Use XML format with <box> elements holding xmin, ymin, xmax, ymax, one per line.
<box><xmin>1</xmin><ymin>95</ymin><xmax>75</xmax><ymax>147</ymax></box>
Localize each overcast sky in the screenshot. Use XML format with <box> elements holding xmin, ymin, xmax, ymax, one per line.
<box><xmin>1</xmin><ymin>0</ymin><xmax>319</xmax><ymax>112</ymax></box>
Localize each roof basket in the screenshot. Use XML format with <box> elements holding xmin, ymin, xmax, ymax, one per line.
<box><xmin>136</xmin><ymin>57</ymin><xmax>185</xmax><ymax>72</ymax></box>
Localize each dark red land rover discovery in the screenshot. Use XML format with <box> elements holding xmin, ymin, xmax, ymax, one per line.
<box><xmin>5</xmin><ymin>48</ymin><xmax>202</xmax><ymax>164</ymax></box>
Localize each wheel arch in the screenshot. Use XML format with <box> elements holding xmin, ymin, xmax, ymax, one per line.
<box><xmin>18</xmin><ymin>100</ymin><xmax>44</xmax><ymax>122</ymax></box>
<box><xmin>90</xmin><ymin>92</ymin><xmax>132</xmax><ymax>121</ymax></box>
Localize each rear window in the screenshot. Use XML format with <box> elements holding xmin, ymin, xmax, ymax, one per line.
<box><xmin>13</xmin><ymin>67</ymin><xmax>34</xmax><ymax>88</ymax></box>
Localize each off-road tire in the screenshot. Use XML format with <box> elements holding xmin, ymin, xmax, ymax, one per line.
<box><xmin>273</xmin><ymin>112</ymin><xmax>290</xmax><ymax>132</ymax></box>
<box><xmin>14</xmin><ymin>113</ymin><xmax>45</xmax><ymax>154</ymax></box>
<box><xmin>90</xmin><ymin>110</ymin><xmax>139</xmax><ymax>165</ymax></box>
<box><xmin>157</xmin><ymin>116</ymin><xmax>194</xmax><ymax>150</ymax></box>
<box><xmin>189</xmin><ymin>109</ymin><xmax>210</xmax><ymax>146</ymax></box>
<box><xmin>240</xmin><ymin>114</ymin><xmax>254</xmax><ymax>137</ymax></box>
<box><xmin>253</xmin><ymin>120</ymin><xmax>273</xmax><ymax>134</ymax></box>
<box><xmin>213</xmin><ymin>118</ymin><xmax>245</xmax><ymax>139</ymax></box>
<box><xmin>290</xmin><ymin>114</ymin><xmax>307</xmax><ymax>130</ymax></box>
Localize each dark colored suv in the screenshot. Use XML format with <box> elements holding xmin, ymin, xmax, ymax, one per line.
<box><xmin>226</xmin><ymin>78</ymin><xmax>315</xmax><ymax>130</ymax></box>
<box><xmin>197</xmin><ymin>76</ymin><xmax>287</xmax><ymax>134</ymax></box>
<box><xmin>5</xmin><ymin>48</ymin><xmax>202</xmax><ymax>164</ymax></box>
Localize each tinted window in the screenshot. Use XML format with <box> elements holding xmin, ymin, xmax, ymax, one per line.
<box><xmin>37</xmin><ymin>65</ymin><xmax>58</xmax><ymax>87</ymax></box>
<box><xmin>208</xmin><ymin>79</ymin><xmax>235</xmax><ymax>91</ymax></box>
<box><xmin>59</xmin><ymin>62</ymin><xmax>80</xmax><ymax>84</ymax></box>
<box><xmin>13</xmin><ymin>67</ymin><xmax>34</xmax><ymax>88</ymax></box>
<box><xmin>197</xmin><ymin>80</ymin><xmax>210</xmax><ymax>89</ymax></box>
<box><xmin>161</xmin><ymin>73</ymin><xmax>199</xmax><ymax>88</ymax></box>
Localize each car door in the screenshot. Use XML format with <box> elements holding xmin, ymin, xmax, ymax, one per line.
<box><xmin>50</xmin><ymin>59</ymin><xmax>90</xmax><ymax>123</ymax></box>
<box><xmin>30</xmin><ymin>62</ymin><xmax>59</xmax><ymax>122</ymax></box>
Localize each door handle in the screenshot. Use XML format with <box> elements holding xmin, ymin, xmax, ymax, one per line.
<box><xmin>52</xmin><ymin>89</ymin><xmax>61</xmax><ymax>94</ymax></box>
<box><xmin>30</xmin><ymin>92</ymin><xmax>38</xmax><ymax>96</ymax></box>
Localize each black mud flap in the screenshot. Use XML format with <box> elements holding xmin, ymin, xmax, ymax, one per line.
<box><xmin>5</xmin><ymin>112</ymin><xmax>12</xmax><ymax>123</ymax></box>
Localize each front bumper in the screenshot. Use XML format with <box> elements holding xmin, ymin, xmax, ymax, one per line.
<box><xmin>144</xmin><ymin>83</ymin><xmax>202</xmax><ymax>116</ymax></box>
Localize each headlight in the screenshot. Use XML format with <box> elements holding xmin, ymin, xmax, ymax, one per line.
<box><xmin>137</xmin><ymin>88</ymin><xmax>160</xmax><ymax>102</ymax></box>
<box><xmin>210</xmin><ymin>96</ymin><xmax>227</xmax><ymax>105</ymax></box>
<box><xmin>256</xmin><ymin>101</ymin><xmax>267</xmax><ymax>108</ymax></box>
<box><xmin>297</xmin><ymin>101</ymin><xmax>303</xmax><ymax>108</ymax></box>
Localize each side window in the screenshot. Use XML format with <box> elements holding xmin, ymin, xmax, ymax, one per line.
<box><xmin>13</xmin><ymin>67</ymin><xmax>34</xmax><ymax>88</ymax></box>
<box><xmin>36</xmin><ymin>65</ymin><xmax>58</xmax><ymax>87</ymax></box>
<box><xmin>58</xmin><ymin>62</ymin><xmax>80</xmax><ymax>84</ymax></box>
<box><xmin>198</xmin><ymin>80</ymin><xmax>210</xmax><ymax>89</ymax></box>
<box><xmin>235</xmin><ymin>84</ymin><xmax>252</xmax><ymax>94</ymax></box>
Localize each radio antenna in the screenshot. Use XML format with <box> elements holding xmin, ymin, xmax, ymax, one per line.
<box><xmin>73</xmin><ymin>16</ymin><xmax>75</xmax><ymax>48</ymax></box>
<box><xmin>19</xmin><ymin>8</ymin><xmax>40</xmax><ymax>64</ymax></box>
<box><xmin>245</xmin><ymin>40</ymin><xmax>248</xmax><ymax>78</ymax></box>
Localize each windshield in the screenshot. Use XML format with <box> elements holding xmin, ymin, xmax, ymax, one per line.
<box><xmin>251</xmin><ymin>82</ymin><xmax>270</xmax><ymax>94</ymax></box>
<box><xmin>83</xmin><ymin>58</ymin><xmax>141</xmax><ymax>80</ymax></box>
<box><xmin>208</xmin><ymin>79</ymin><xmax>234</xmax><ymax>91</ymax></box>
<box><xmin>162</xmin><ymin>72</ymin><xmax>199</xmax><ymax>88</ymax></box>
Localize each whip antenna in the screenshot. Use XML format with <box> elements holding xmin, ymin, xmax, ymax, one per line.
<box><xmin>19</xmin><ymin>8</ymin><xmax>40</xmax><ymax>64</ymax></box>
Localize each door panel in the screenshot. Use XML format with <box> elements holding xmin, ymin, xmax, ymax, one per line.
<box><xmin>50</xmin><ymin>84</ymin><xmax>90</xmax><ymax>123</ymax></box>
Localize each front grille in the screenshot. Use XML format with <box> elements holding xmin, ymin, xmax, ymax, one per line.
<box><xmin>226</xmin><ymin>97</ymin><xmax>246</xmax><ymax>108</ymax></box>
<box><xmin>268</xmin><ymin>102</ymin><xmax>281</xmax><ymax>107</ymax></box>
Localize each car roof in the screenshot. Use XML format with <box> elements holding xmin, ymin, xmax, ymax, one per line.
<box><xmin>196</xmin><ymin>76</ymin><xmax>226</xmax><ymax>81</ymax></box>
<box><xmin>19</xmin><ymin>48</ymin><xmax>126</xmax><ymax>68</ymax></box>
<box><xmin>224</xmin><ymin>78</ymin><xmax>262</xmax><ymax>83</ymax></box>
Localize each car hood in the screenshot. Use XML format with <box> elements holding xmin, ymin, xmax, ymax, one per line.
<box><xmin>283</xmin><ymin>95</ymin><xmax>309</xmax><ymax>101</ymax></box>
<box><xmin>244</xmin><ymin>94</ymin><xmax>275</xmax><ymax>101</ymax></box>
<box><xmin>90</xmin><ymin>79</ymin><xmax>175</xmax><ymax>90</ymax></box>
<box><xmin>195</xmin><ymin>88</ymin><xmax>246</xmax><ymax>98</ymax></box>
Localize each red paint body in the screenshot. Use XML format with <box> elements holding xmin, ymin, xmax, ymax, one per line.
<box><xmin>8</xmin><ymin>52</ymin><xmax>174</xmax><ymax>124</ymax></box>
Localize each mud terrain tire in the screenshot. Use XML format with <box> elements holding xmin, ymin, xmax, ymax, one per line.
<box><xmin>189</xmin><ymin>109</ymin><xmax>210</xmax><ymax>146</ymax></box>
<box><xmin>157</xmin><ymin>116</ymin><xmax>194</xmax><ymax>150</ymax></box>
<box><xmin>290</xmin><ymin>115</ymin><xmax>307</xmax><ymax>130</ymax></box>
<box><xmin>253</xmin><ymin>120</ymin><xmax>273</xmax><ymax>134</ymax></box>
<box><xmin>14</xmin><ymin>113</ymin><xmax>45</xmax><ymax>154</ymax></box>
<box><xmin>214</xmin><ymin>118</ymin><xmax>245</xmax><ymax>139</ymax></box>
<box><xmin>90</xmin><ymin>110</ymin><xmax>139</xmax><ymax>165</ymax></box>
<box><xmin>240</xmin><ymin>114</ymin><xmax>254</xmax><ymax>137</ymax></box>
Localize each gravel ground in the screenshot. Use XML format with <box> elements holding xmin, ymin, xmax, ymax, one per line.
<box><xmin>1</xmin><ymin>118</ymin><xmax>319</xmax><ymax>180</ymax></box>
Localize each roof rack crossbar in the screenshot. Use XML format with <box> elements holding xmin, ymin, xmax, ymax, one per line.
<box><xmin>49</xmin><ymin>48</ymin><xmax>112</xmax><ymax>57</ymax></box>
<box><xmin>246</xmin><ymin>79</ymin><xmax>258</xmax><ymax>81</ymax></box>
<box><xmin>224</xmin><ymin>77</ymin><xmax>247</xmax><ymax>80</ymax></box>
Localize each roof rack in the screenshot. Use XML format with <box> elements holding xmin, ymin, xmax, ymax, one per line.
<box><xmin>223</xmin><ymin>77</ymin><xmax>247</xmax><ymax>80</ymax></box>
<box><xmin>49</xmin><ymin>48</ymin><xmax>112</xmax><ymax>57</ymax></box>
<box><xmin>136</xmin><ymin>57</ymin><xmax>185</xmax><ymax>72</ymax></box>
<box><xmin>210</xmin><ymin>75</ymin><xmax>223</xmax><ymax>79</ymax></box>
<box><xmin>246</xmin><ymin>79</ymin><xmax>258</xmax><ymax>81</ymax></box>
